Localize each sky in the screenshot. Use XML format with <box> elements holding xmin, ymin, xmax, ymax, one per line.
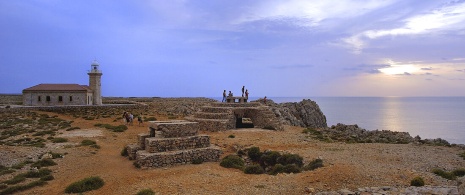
<box><xmin>1</xmin><ymin>0</ymin><xmax>465</xmax><ymax>97</ymax></box>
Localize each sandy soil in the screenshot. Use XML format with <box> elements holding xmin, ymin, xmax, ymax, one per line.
<box><xmin>2</xmin><ymin>111</ymin><xmax>464</xmax><ymax>195</ymax></box>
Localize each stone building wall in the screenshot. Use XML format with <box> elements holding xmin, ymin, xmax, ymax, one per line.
<box><xmin>145</xmin><ymin>135</ymin><xmax>211</xmax><ymax>153</ymax></box>
<box><xmin>135</xmin><ymin>147</ymin><xmax>222</xmax><ymax>168</ymax></box>
<box><xmin>23</xmin><ymin>91</ymin><xmax>91</xmax><ymax>106</ymax></box>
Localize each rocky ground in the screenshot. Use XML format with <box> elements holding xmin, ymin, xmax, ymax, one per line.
<box><xmin>0</xmin><ymin>97</ymin><xmax>464</xmax><ymax>194</ymax></box>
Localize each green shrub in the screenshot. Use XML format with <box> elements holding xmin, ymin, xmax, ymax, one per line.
<box><xmin>133</xmin><ymin>161</ymin><xmax>141</xmax><ymax>169</ymax></box>
<box><xmin>304</xmin><ymin>159</ymin><xmax>324</xmax><ymax>171</ymax></box>
<box><xmin>121</xmin><ymin>147</ymin><xmax>129</xmax><ymax>157</ymax></box>
<box><xmin>94</xmin><ymin>123</ymin><xmax>127</xmax><ymax>132</ymax></box>
<box><xmin>302</xmin><ymin>128</ymin><xmax>316</xmax><ymax>134</ymax></box>
<box><xmin>31</xmin><ymin>159</ymin><xmax>57</xmax><ymax>168</ymax></box>
<box><xmin>40</xmin><ymin>175</ymin><xmax>54</xmax><ymax>181</ymax></box>
<box><xmin>263</xmin><ymin>126</ymin><xmax>276</xmax><ymax>130</ymax></box>
<box><xmin>259</xmin><ymin>151</ymin><xmax>281</xmax><ymax>167</ymax></box>
<box><xmin>0</xmin><ymin>183</ymin><xmax>7</xmax><ymax>190</ymax></box>
<box><xmin>11</xmin><ymin>160</ymin><xmax>33</xmax><ymax>169</ymax></box>
<box><xmin>52</xmin><ymin>137</ymin><xmax>68</xmax><ymax>143</ymax></box>
<box><xmin>282</xmin><ymin>164</ymin><xmax>302</xmax><ymax>173</ymax></box>
<box><xmin>247</xmin><ymin>147</ymin><xmax>262</xmax><ymax>162</ymax></box>
<box><xmin>3</xmin><ymin>175</ymin><xmax>26</xmax><ymax>185</ymax></box>
<box><xmin>23</xmin><ymin>168</ymin><xmax>52</xmax><ymax>178</ymax></box>
<box><xmin>136</xmin><ymin>188</ymin><xmax>155</xmax><ymax>195</ymax></box>
<box><xmin>269</xmin><ymin>164</ymin><xmax>285</xmax><ymax>175</ymax></box>
<box><xmin>277</xmin><ymin>154</ymin><xmax>303</xmax><ymax>167</ymax></box>
<box><xmin>1</xmin><ymin>180</ymin><xmax>47</xmax><ymax>195</ymax></box>
<box><xmin>410</xmin><ymin>176</ymin><xmax>425</xmax><ymax>186</ymax></box>
<box><xmin>64</xmin><ymin>176</ymin><xmax>104</xmax><ymax>193</ymax></box>
<box><xmin>228</xmin><ymin>134</ymin><xmax>235</xmax><ymax>138</ymax></box>
<box><xmin>244</xmin><ymin>164</ymin><xmax>265</xmax><ymax>174</ymax></box>
<box><xmin>432</xmin><ymin>168</ymin><xmax>456</xmax><ymax>180</ymax></box>
<box><xmin>220</xmin><ymin>155</ymin><xmax>245</xmax><ymax>169</ymax></box>
<box><xmin>144</xmin><ymin>117</ymin><xmax>157</xmax><ymax>121</ymax></box>
<box><xmin>81</xmin><ymin>139</ymin><xmax>96</xmax><ymax>146</ymax></box>
<box><xmin>192</xmin><ymin>158</ymin><xmax>203</xmax><ymax>164</ymax></box>
<box><xmin>452</xmin><ymin>168</ymin><xmax>465</xmax><ymax>177</ymax></box>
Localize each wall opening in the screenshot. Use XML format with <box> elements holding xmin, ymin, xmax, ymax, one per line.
<box><xmin>235</xmin><ymin>117</ymin><xmax>254</xmax><ymax>128</ymax></box>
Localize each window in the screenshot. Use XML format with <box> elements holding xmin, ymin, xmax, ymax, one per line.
<box><xmin>58</xmin><ymin>96</ymin><xmax>63</xmax><ymax>102</ymax></box>
<box><xmin>69</xmin><ymin>96</ymin><xmax>73</xmax><ymax>102</ymax></box>
<box><xmin>38</xmin><ymin>96</ymin><xmax>41</xmax><ymax>101</ymax></box>
<box><xmin>46</xmin><ymin>96</ymin><xmax>51</xmax><ymax>101</ymax></box>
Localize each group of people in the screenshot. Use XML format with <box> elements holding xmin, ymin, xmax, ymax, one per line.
<box><xmin>122</xmin><ymin>112</ymin><xmax>144</xmax><ymax>126</ymax></box>
<box><xmin>222</xmin><ymin>86</ymin><xmax>249</xmax><ymax>102</ymax></box>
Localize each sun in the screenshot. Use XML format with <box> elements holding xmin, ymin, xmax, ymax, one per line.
<box><xmin>379</xmin><ymin>64</ymin><xmax>419</xmax><ymax>75</ymax></box>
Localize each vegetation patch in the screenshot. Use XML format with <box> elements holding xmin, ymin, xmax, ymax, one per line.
<box><xmin>244</xmin><ymin>164</ymin><xmax>265</xmax><ymax>174</ymax></box>
<box><xmin>121</xmin><ymin>147</ymin><xmax>129</xmax><ymax>157</ymax></box>
<box><xmin>51</xmin><ymin>137</ymin><xmax>68</xmax><ymax>143</ymax></box>
<box><xmin>431</xmin><ymin>168</ymin><xmax>465</xmax><ymax>180</ymax></box>
<box><xmin>410</xmin><ymin>176</ymin><xmax>425</xmax><ymax>186</ymax></box>
<box><xmin>220</xmin><ymin>155</ymin><xmax>245</xmax><ymax>170</ymax></box>
<box><xmin>304</xmin><ymin>159</ymin><xmax>324</xmax><ymax>171</ymax></box>
<box><xmin>0</xmin><ymin>180</ymin><xmax>47</xmax><ymax>195</ymax></box>
<box><xmin>228</xmin><ymin>134</ymin><xmax>235</xmax><ymax>138</ymax></box>
<box><xmin>192</xmin><ymin>158</ymin><xmax>204</xmax><ymax>165</ymax></box>
<box><xmin>459</xmin><ymin>152</ymin><xmax>465</xmax><ymax>160</ymax></box>
<box><xmin>136</xmin><ymin>188</ymin><xmax>155</xmax><ymax>195</ymax></box>
<box><xmin>66</xmin><ymin>127</ymin><xmax>80</xmax><ymax>131</ymax></box>
<box><xmin>64</xmin><ymin>176</ymin><xmax>104</xmax><ymax>194</ymax></box>
<box><xmin>94</xmin><ymin>123</ymin><xmax>127</xmax><ymax>132</ymax></box>
<box><xmin>31</xmin><ymin>159</ymin><xmax>57</xmax><ymax>168</ymax></box>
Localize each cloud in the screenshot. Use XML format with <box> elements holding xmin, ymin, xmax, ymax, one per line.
<box><xmin>233</xmin><ymin>0</ymin><xmax>395</xmax><ymax>28</ymax></box>
<box><xmin>421</xmin><ymin>67</ymin><xmax>433</xmax><ymax>70</ymax></box>
<box><xmin>457</xmin><ymin>69</ymin><xmax>465</xmax><ymax>72</ymax></box>
<box><xmin>402</xmin><ymin>72</ymin><xmax>412</xmax><ymax>75</ymax></box>
<box><xmin>343</xmin><ymin>1</ymin><xmax>465</xmax><ymax>53</ymax></box>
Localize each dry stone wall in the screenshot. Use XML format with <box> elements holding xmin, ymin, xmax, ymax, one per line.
<box><xmin>126</xmin><ymin>120</ymin><xmax>222</xmax><ymax>168</ymax></box>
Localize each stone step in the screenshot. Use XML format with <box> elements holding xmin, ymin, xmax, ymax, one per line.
<box><xmin>135</xmin><ymin>146</ymin><xmax>223</xmax><ymax>168</ymax></box>
<box><xmin>148</xmin><ymin>120</ymin><xmax>199</xmax><ymax>138</ymax></box>
<box><xmin>145</xmin><ymin>135</ymin><xmax>211</xmax><ymax>153</ymax></box>
<box><xmin>194</xmin><ymin>112</ymin><xmax>233</xmax><ymax>120</ymax></box>
<box><xmin>200</xmin><ymin>106</ymin><xmax>234</xmax><ymax>113</ymax></box>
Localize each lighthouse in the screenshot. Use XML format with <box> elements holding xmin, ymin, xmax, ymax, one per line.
<box><xmin>88</xmin><ymin>60</ymin><xmax>103</xmax><ymax>105</ymax></box>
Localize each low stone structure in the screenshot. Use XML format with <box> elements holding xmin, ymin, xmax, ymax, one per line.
<box><xmin>125</xmin><ymin>120</ymin><xmax>222</xmax><ymax>168</ymax></box>
<box><xmin>186</xmin><ymin>102</ymin><xmax>283</xmax><ymax>131</ymax></box>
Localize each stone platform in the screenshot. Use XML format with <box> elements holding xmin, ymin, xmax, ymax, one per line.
<box><xmin>186</xmin><ymin>102</ymin><xmax>283</xmax><ymax>131</ymax></box>
<box><xmin>125</xmin><ymin>120</ymin><xmax>222</xmax><ymax>168</ymax></box>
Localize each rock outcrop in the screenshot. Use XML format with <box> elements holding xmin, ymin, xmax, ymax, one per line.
<box><xmin>254</xmin><ymin>98</ymin><xmax>327</xmax><ymax>128</ymax></box>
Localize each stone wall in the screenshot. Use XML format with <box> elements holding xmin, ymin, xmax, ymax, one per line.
<box><xmin>23</xmin><ymin>91</ymin><xmax>91</xmax><ymax>106</ymax></box>
<box><xmin>135</xmin><ymin>147</ymin><xmax>222</xmax><ymax>168</ymax></box>
<box><xmin>145</xmin><ymin>135</ymin><xmax>211</xmax><ymax>153</ymax></box>
<box><xmin>149</xmin><ymin>121</ymin><xmax>199</xmax><ymax>138</ymax></box>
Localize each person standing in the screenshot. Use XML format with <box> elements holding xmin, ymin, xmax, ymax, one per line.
<box><xmin>245</xmin><ymin>89</ymin><xmax>249</xmax><ymax>100</ymax></box>
<box><xmin>264</xmin><ymin>96</ymin><xmax>267</xmax><ymax>105</ymax></box>
<box><xmin>242</xmin><ymin>86</ymin><xmax>245</xmax><ymax>97</ymax></box>
<box><xmin>222</xmin><ymin>90</ymin><xmax>226</xmax><ymax>102</ymax></box>
<box><xmin>138</xmin><ymin>114</ymin><xmax>143</xmax><ymax>126</ymax></box>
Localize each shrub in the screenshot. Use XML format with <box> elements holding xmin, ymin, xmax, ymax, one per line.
<box><xmin>410</xmin><ymin>176</ymin><xmax>425</xmax><ymax>186</ymax></box>
<box><xmin>228</xmin><ymin>134</ymin><xmax>235</xmax><ymax>138</ymax></box>
<box><xmin>263</xmin><ymin>126</ymin><xmax>276</xmax><ymax>130</ymax></box>
<box><xmin>432</xmin><ymin>168</ymin><xmax>456</xmax><ymax>180</ymax></box>
<box><xmin>94</xmin><ymin>123</ymin><xmax>127</xmax><ymax>132</ymax></box>
<box><xmin>269</xmin><ymin>164</ymin><xmax>285</xmax><ymax>175</ymax></box>
<box><xmin>247</xmin><ymin>147</ymin><xmax>262</xmax><ymax>162</ymax></box>
<box><xmin>282</xmin><ymin>164</ymin><xmax>302</xmax><ymax>173</ymax></box>
<box><xmin>452</xmin><ymin>168</ymin><xmax>465</xmax><ymax>177</ymax></box>
<box><xmin>259</xmin><ymin>151</ymin><xmax>281</xmax><ymax>167</ymax></box>
<box><xmin>137</xmin><ymin>188</ymin><xmax>155</xmax><ymax>195</ymax></box>
<box><xmin>1</xmin><ymin>180</ymin><xmax>47</xmax><ymax>194</ymax></box>
<box><xmin>81</xmin><ymin>139</ymin><xmax>96</xmax><ymax>146</ymax></box>
<box><xmin>64</xmin><ymin>176</ymin><xmax>105</xmax><ymax>193</ymax></box>
<box><xmin>121</xmin><ymin>147</ymin><xmax>129</xmax><ymax>157</ymax></box>
<box><xmin>277</xmin><ymin>153</ymin><xmax>303</xmax><ymax>167</ymax></box>
<box><xmin>244</xmin><ymin>164</ymin><xmax>265</xmax><ymax>174</ymax></box>
<box><xmin>0</xmin><ymin>183</ymin><xmax>6</xmax><ymax>190</ymax></box>
<box><xmin>31</xmin><ymin>159</ymin><xmax>57</xmax><ymax>168</ymax></box>
<box><xmin>192</xmin><ymin>158</ymin><xmax>203</xmax><ymax>164</ymax></box>
<box><xmin>220</xmin><ymin>155</ymin><xmax>245</xmax><ymax>169</ymax></box>
<box><xmin>304</xmin><ymin>159</ymin><xmax>324</xmax><ymax>171</ymax></box>
<box><xmin>3</xmin><ymin>175</ymin><xmax>26</xmax><ymax>185</ymax></box>
<box><xmin>52</xmin><ymin>137</ymin><xmax>68</xmax><ymax>143</ymax></box>
<box><xmin>133</xmin><ymin>161</ymin><xmax>141</xmax><ymax>169</ymax></box>
<box><xmin>23</xmin><ymin>168</ymin><xmax>52</xmax><ymax>178</ymax></box>
<box><xmin>40</xmin><ymin>175</ymin><xmax>54</xmax><ymax>181</ymax></box>
<box><xmin>144</xmin><ymin>117</ymin><xmax>157</xmax><ymax>121</ymax></box>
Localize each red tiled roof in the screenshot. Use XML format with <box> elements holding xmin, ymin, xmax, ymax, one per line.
<box><xmin>23</xmin><ymin>84</ymin><xmax>91</xmax><ymax>92</ymax></box>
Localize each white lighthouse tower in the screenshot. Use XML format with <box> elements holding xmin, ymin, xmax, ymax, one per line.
<box><xmin>88</xmin><ymin>60</ymin><xmax>103</xmax><ymax>105</ymax></box>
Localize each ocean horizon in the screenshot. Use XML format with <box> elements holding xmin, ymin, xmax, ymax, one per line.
<box><xmin>212</xmin><ymin>96</ymin><xmax>465</xmax><ymax>145</ymax></box>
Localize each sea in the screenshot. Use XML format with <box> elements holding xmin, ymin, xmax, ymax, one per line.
<box><xmin>212</xmin><ymin>96</ymin><xmax>465</xmax><ymax>144</ymax></box>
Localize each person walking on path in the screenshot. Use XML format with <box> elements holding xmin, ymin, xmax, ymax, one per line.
<box><xmin>138</xmin><ymin>114</ymin><xmax>144</xmax><ymax>126</ymax></box>
<box><xmin>222</xmin><ymin>90</ymin><xmax>226</xmax><ymax>102</ymax></box>
<box><xmin>129</xmin><ymin>113</ymin><xmax>134</xmax><ymax>126</ymax></box>
<box><xmin>242</xmin><ymin>86</ymin><xmax>245</xmax><ymax>97</ymax></box>
<box><xmin>122</xmin><ymin>112</ymin><xmax>128</xmax><ymax>125</ymax></box>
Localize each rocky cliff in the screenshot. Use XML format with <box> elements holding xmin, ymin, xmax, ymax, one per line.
<box><xmin>254</xmin><ymin>98</ymin><xmax>327</xmax><ymax>128</ymax></box>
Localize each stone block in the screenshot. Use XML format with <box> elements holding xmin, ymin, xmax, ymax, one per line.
<box><xmin>148</xmin><ymin>120</ymin><xmax>199</xmax><ymax>138</ymax></box>
<box><xmin>145</xmin><ymin>135</ymin><xmax>211</xmax><ymax>153</ymax></box>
